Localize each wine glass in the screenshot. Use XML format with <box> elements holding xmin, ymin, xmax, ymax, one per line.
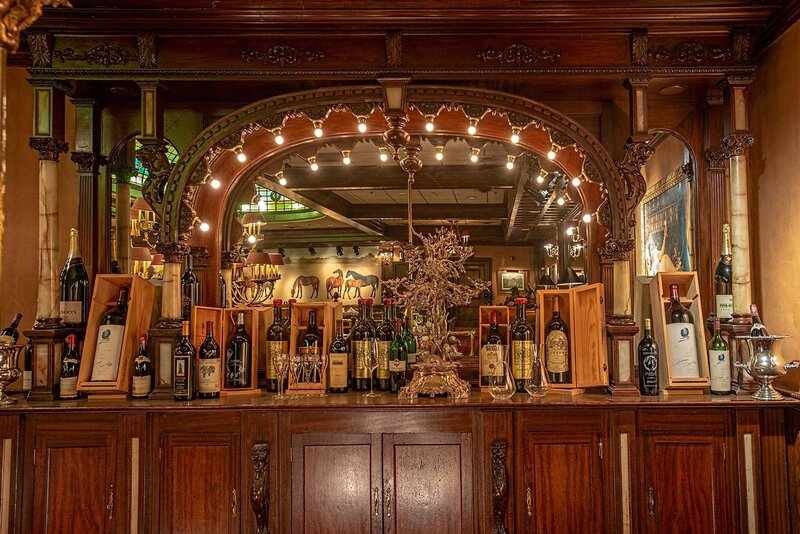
<box><xmin>361</xmin><ymin>339</ymin><xmax>381</xmax><ymax>398</ymax></box>
<box><xmin>301</xmin><ymin>349</ymin><xmax>314</xmax><ymax>384</ymax></box>
<box><xmin>271</xmin><ymin>352</ymin><xmax>290</xmax><ymax>399</ymax></box>
<box><xmin>0</xmin><ymin>345</ymin><xmax>23</xmax><ymax>406</ymax></box>
<box><xmin>316</xmin><ymin>352</ymin><xmax>329</xmax><ymax>397</ymax></box>
<box><xmin>488</xmin><ymin>345</ymin><xmax>516</xmax><ymax>400</ymax></box>
<box><xmin>289</xmin><ymin>353</ymin><xmax>304</xmax><ymax>396</ymax></box>
<box><xmin>524</xmin><ymin>345</ymin><xmax>550</xmax><ymax>398</ymax></box>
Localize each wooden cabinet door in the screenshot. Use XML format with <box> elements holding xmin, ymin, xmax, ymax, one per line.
<box><xmin>382</xmin><ymin>432</ymin><xmax>474</xmax><ymax>534</ymax></box>
<box><xmin>32</xmin><ymin>428</ymin><xmax>117</xmax><ymax>534</ymax></box>
<box><xmin>151</xmin><ymin>412</ymin><xmax>241</xmax><ymax>534</ymax></box>
<box><xmin>520</xmin><ymin>430</ymin><xmax>604</xmax><ymax>534</ymax></box>
<box><xmin>291</xmin><ymin>433</ymin><xmax>382</xmax><ymax>534</ymax></box>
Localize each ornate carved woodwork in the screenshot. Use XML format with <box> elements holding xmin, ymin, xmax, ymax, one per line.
<box><xmin>220</xmin><ymin>250</ymin><xmax>240</xmax><ymax>270</ymax></box>
<box><xmin>615</xmin><ymin>140</ymin><xmax>654</xmax><ymax>237</ymax></box>
<box><xmin>476</xmin><ymin>43</ymin><xmax>560</xmax><ymax>66</ymax></box>
<box><xmin>70</xmin><ymin>151</ymin><xmax>103</xmax><ymax>172</ymax></box>
<box><xmin>155</xmin><ymin>240</ymin><xmax>190</xmax><ymax>264</ymax></box>
<box><xmin>491</xmin><ymin>439</ymin><xmax>508</xmax><ymax>534</ymax></box>
<box><xmin>135</xmin><ymin>139</ymin><xmax>173</xmax><ymax>225</ymax></box>
<box><xmin>721</xmin><ymin>133</ymin><xmax>755</xmax><ymax>157</ymax></box>
<box><xmin>250</xmin><ymin>443</ymin><xmax>270</xmax><ymax>534</ymax></box>
<box><xmin>0</xmin><ymin>0</ymin><xmax>68</xmax><ymax>52</ymax></box>
<box><xmin>705</xmin><ymin>147</ymin><xmax>728</xmax><ymax>169</ymax></box>
<box><xmin>28</xmin><ymin>136</ymin><xmax>68</xmax><ymax>161</ymax></box>
<box><xmin>52</xmin><ymin>41</ymin><xmax>137</xmax><ymax>67</ymax></box>
<box><xmin>26</xmin><ymin>29</ymin><xmax>50</xmax><ymax>67</ymax></box>
<box><xmin>241</xmin><ymin>45</ymin><xmax>324</xmax><ymax>66</ymax></box>
<box><xmin>137</xmin><ymin>32</ymin><xmax>157</xmax><ymax>69</ymax></box>
<box><xmin>597</xmin><ymin>237</ymin><xmax>635</xmax><ymax>262</ymax></box>
<box><xmin>648</xmin><ymin>41</ymin><xmax>732</xmax><ymax>64</ymax></box>
<box><xmin>386</xmin><ymin>31</ymin><xmax>402</xmax><ymax>68</ymax></box>
<box><xmin>631</xmin><ymin>31</ymin><xmax>648</xmax><ymax>66</ymax></box>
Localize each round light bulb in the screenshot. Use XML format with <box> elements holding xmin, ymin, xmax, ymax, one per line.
<box><xmin>247</xmin><ymin>234</ymin><xmax>257</xmax><ymax>244</ymax></box>
<box><xmin>358</xmin><ymin>122</ymin><xmax>367</xmax><ymax>133</ymax></box>
<box><xmin>426</xmin><ymin>121</ymin><xmax>434</xmax><ymax>132</ymax></box>
<box><xmin>511</xmin><ymin>127</ymin><xmax>521</xmax><ymax>144</ymax></box>
<box><xmin>313</xmin><ymin>125</ymin><xmax>324</xmax><ymax>137</ymax></box>
<box><xmin>435</xmin><ymin>151</ymin><xmax>444</xmax><ymax>161</ymax></box>
<box><xmin>210</xmin><ymin>178</ymin><xmax>221</xmax><ymax>189</ymax></box>
<box><xmin>536</xmin><ymin>175</ymin><xmax>544</xmax><ymax>184</ymax></box>
<box><xmin>380</xmin><ymin>152</ymin><xmax>388</xmax><ymax>162</ymax></box>
<box><xmin>468</xmin><ymin>124</ymin><xmax>477</xmax><ymax>135</ymax></box>
<box><xmin>310</xmin><ymin>162</ymin><xmax>319</xmax><ymax>171</ymax></box>
<box><xmin>506</xmin><ymin>160</ymin><xmax>515</xmax><ymax>170</ymax></box>
<box><xmin>279</xmin><ymin>176</ymin><xmax>288</xmax><ymax>186</ymax></box>
<box><xmin>571</xmin><ymin>177</ymin><xmax>581</xmax><ymax>187</ymax></box>
<box><xmin>342</xmin><ymin>151</ymin><xmax>351</xmax><ymax>165</ymax></box>
<box><xmin>274</xmin><ymin>132</ymin><xmax>285</xmax><ymax>145</ymax></box>
<box><xmin>470</xmin><ymin>153</ymin><xmax>478</xmax><ymax>163</ymax></box>
<box><xmin>199</xmin><ymin>222</ymin><xmax>210</xmax><ymax>232</ymax></box>
<box><xmin>582</xmin><ymin>213</ymin><xmax>592</xmax><ymax>223</ymax></box>
<box><xmin>557</xmin><ymin>197</ymin><xmax>565</xmax><ymax>206</ymax></box>
<box><xmin>236</xmin><ymin>150</ymin><xmax>247</xmax><ymax>163</ymax></box>
<box><xmin>547</xmin><ymin>150</ymin><xmax>557</xmax><ymax>160</ymax></box>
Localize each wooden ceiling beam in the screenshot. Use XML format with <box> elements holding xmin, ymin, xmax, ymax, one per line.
<box><xmin>504</xmin><ymin>158</ymin><xmax>531</xmax><ymax>242</ymax></box>
<box><xmin>525</xmin><ymin>176</ymin><xmax>567</xmax><ymax>241</ymax></box>
<box><xmin>349</xmin><ymin>204</ymin><xmax>503</xmax><ymax>221</ymax></box>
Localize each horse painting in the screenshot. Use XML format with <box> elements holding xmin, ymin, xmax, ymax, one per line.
<box><xmin>344</xmin><ymin>279</ymin><xmax>363</xmax><ymax>299</ymax></box>
<box><xmin>291</xmin><ymin>275</ymin><xmax>320</xmax><ymax>299</ymax></box>
<box><xmin>345</xmin><ymin>270</ymin><xmax>380</xmax><ymax>298</ymax></box>
<box><xmin>326</xmin><ymin>269</ymin><xmax>344</xmax><ymax>299</ymax></box>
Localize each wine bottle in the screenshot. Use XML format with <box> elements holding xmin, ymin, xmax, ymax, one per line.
<box><xmin>389</xmin><ymin>317</ymin><xmax>408</xmax><ymax>393</ymax></box>
<box><xmin>180</xmin><ymin>255</ymin><xmax>199</xmax><ymax>321</ymax></box>
<box><xmin>708</xmin><ymin>315</ymin><xmax>731</xmax><ymax>395</ymax></box>
<box><xmin>714</xmin><ymin>224</ymin><xmax>733</xmax><ymax>320</ymax></box>
<box><xmin>749</xmin><ymin>304</ymin><xmax>769</xmax><ymax>337</ymax></box>
<box><xmin>218</xmin><ymin>272</ymin><xmax>227</xmax><ymax>308</ymax></box>
<box><xmin>197</xmin><ymin>321</ymin><xmax>221</xmax><ymax>398</ymax></box>
<box><xmin>110</xmin><ymin>234</ymin><xmax>122</xmax><ymax>274</ymax></box>
<box><xmin>173</xmin><ymin>321</ymin><xmax>195</xmax><ymax>401</ymax></box>
<box><xmin>266</xmin><ymin>299</ymin><xmax>288</xmax><ymax>392</ymax></box>
<box><xmin>511</xmin><ymin>297</ymin><xmax>535</xmax><ymax>391</ymax></box>
<box><xmin>283</xmin><ymin>299</ymin><xmax>296</xmax><ymax>330</ymax></box>
<box><xmin>0</xmin><ymin>313</ymin><xmax>22</xmax><ymax>345</ymax></box>
<box><xmin>637</xmin><ymin>318</ymin><xmax>659</xmax><ymax>396</ymax></box>
<box><xmin>665</xmin><ymin>284</ymin><xmax>700</xmax><ymax>378</ymax></box>
<box><xmin>480</xmin><ymin>311</ymin><xmax>506</xmax><ymax>387</ymax></box>
<box><xmin>401</xmin><ymin>310</ymin><xmax>417</xmax><ymax>374</ymax></box>
<box><xmin>299</xmin><ymin>310</ymin><xmax>323</xmax><ymax>384</ymax></box>
<box><xmin>545</xmin><ymin>297</ymin><xmax>571</xmax><ymax>384</ymax></box>
<box><xmin>225</xmin><ymin>312</ymin><xmax>252</xmax><ymax>388</ymax></box>
<box><xmin>59</xmin><ymin>227</ymin><xmax>90</xmax><ymax>327</ymax></box>
<box><xmin>91</xmin><ymin>286</ymin><xmax>129</xmax><ymax>381</ymax></box>
<box><xmin>375</xmin><ymin>299</ymin><xmax>396</xmax><ymax>391</ymax></box>
<box><xmin>22</xmin><ymin>338</ymin><xmax>33</xmax><ymax>394</ymax></box>
<box><xmin>131</xmin><ymin>335</ymin><xmax>153</xmax><ymax>399</ymax></box>
<box><xmin>350</xmin><ymin>299</ymin><xmax>375</xmax><ymax>391</ymax></box>
<box><xmin>59</xmin><ymin>334</ymin><xmax>80</xmax><ymax>400</ymax></box>
<box><xmin>329</xmin><ymin>320</ymin><xmax>349</xmax><ymax>393</ymax></box>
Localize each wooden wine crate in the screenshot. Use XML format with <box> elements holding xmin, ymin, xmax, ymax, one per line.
<box><xmin>191</xmin><ymin>306</ymin><xmax>264</xmax><ymax>397</ymax></box>
<box><xmin>288</xmin><ymin>302</ymin><xmax>342</xmax><ymax>394</ymax></box>
<box><xmin>78</xmin><ymin>275</ymin><xmax>155</xmax><ymax>397</ymax></box>
<box><xmin>477</xmin><ymin>306</ymin><xmax>512</xmax><ymax>392</ymax></box>
<box><xmin>537</xmin><ymin>283</ymin><xmax>608</xmax><ymax>394</ymax></box>
<box><xmin>647</xmin><ymin>272</ymin><xmax>710</xmax><ymax>395</ymax></box>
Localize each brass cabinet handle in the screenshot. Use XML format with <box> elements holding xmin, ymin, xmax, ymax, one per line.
<box><xmin>373</xmin><ymin>487</ymin><xmax>380</xmax><ymax>517</ymax></box>
<box><xmin>648</xmin><ymin>487</ymin><xmax>655</xmax><ymax>517</ymax></box>
<box><xmin>385</xmin><ymin>487</ymin><xmax>392</xmax><ymax>518</ymax></box>
<box><xmin>107</xmin><ymin>484</ymin><xmax>115</xmax><ymax>521</ymax></box>
<box><xmin>232</xmin><ymin>489</ymin><xmax>238</xmax><ymax>518</ymax></box>
<box><xmin>526</xmin><ymin>487</ymin><xmax>532</xmax><ymax>518</ymax></box>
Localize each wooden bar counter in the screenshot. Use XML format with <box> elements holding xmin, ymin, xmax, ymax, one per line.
<box><xmin>1</xmin><ymin>392</ymin><xmax>798</xmax><ymax>533</ymax></box>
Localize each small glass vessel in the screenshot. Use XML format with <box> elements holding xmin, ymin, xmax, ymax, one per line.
<box><xmin>488</xmin><ymin>350</ymin><xmax>516</xmax><ymax>400</ymax></box>
<box><xmin>524</xmin><ymin>345</ymin><xmax>550</xmax><ymax>398</ymax></box>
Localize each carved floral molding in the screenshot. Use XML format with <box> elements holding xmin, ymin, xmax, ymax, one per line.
<box><xmin>53</xmin><ymin>41</ymin><xmax>137</xmax><ymax>67</ymax></box>
<box><xmin>0</xmin><ymin>0</ymin><xmax>69</xmax><ymax>52</ymax></box>
<box><xmin>241</xmin><ymin>44</ymin><xmax>324</xmax><ymax>66</ymax></box>
<box><xmin>476</xmin><ymin>43</ymin><xmax>560</xmax><ymax>66</ymax></box>
<box><xmin>29</xmin><ymin>136</ymin><xmax>68</xmax><ymax>161</ymax></box>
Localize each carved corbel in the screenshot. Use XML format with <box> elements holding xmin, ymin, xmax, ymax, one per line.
<box><xmin>615</xmin><ymin>140</ymin><xmax>654</xmax><ymax>232</ymax></box>
<box><xmin>250</xmin><ymin>443</ymin><xmax>270</xmax><ymax>534</ymax></box>
<box><xmin>597</xmin><ymin>237</ymin><xmax>635</xmax><ymax>263</ymax></box>
<box><xmin>491</xmin><ymin>440</ymin><xmax>508</xmax><ymax>534</ymax></box>
<box><xmin>135</xmin><ymin>139</ymin><xmax>173</xmax><ymax>216</ymax></box>
<box><xmin>155</xmin><ymin>240</ymin><xmax>190</xmax><ymax>264</ymax></box>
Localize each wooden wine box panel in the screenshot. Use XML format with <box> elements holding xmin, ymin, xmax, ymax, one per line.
<box><xmin>191</xmin><ymin>306</ymin><xmax>264</xmax><ymax>396</ymax></box>
<box><xmin>477</xmin><ymin>306</ymin><xmax>511</xmax><ymax>392</ymax></box>
<box><xmin>647</xmin><ymin>272</ymin><xmax>710</xmax><ymax>394</ymax></box>
<box><xmin>78</xmin><ymin>275</ymin><xmax>155</xmax><ymax>396</ymax></box>
<box><xmin>537</xmin><ymin>283</ymin><xmax>608</xmax><ymax>391</ymax></box>
<box><xmin>288</xmin><ymin>302</ymin><xmax>342</xmax><ymax>393</ymax></box>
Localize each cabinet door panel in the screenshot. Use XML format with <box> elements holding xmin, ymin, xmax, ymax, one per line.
<box><xmin>383</xmin><ymin>433</ymin><xmax>474</xmax><ymax>534</ymax></box>
<box><xmin>291</xmin><ymin>433</ymin><xmax>381</xmax><ymax>534</ymax></box>
<box><xmin>521</xmin><ymin>431</ymin><xmax>603</xmax><ymax>534</ymax></box>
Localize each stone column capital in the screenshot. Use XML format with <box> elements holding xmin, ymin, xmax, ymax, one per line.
<box><xmin>29</xmin><ymin>137</ymin><xmax>68</xmax><ymax>161</ymax></box>
<box><xmin>597</xmin><ymin>238</ymin><xmax>635</xmax><ymax>262</ymax></box>
<box><xmin>70</xmin><ymin>151</ymin><xmax>107</xmax><ymax>173</ymax></box>
<box><xmin>155</xmin><ymin>241</ymin><xmax>191</xmax><ymax>264</ymax></box>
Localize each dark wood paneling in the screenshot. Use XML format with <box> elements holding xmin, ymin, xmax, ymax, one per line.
<box><xmin>0</xmin><ymin>415</ymin><xmax>20</xmax><ymax>534</ymax></box>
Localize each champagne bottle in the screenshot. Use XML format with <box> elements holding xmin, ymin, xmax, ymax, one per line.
<box><xmin>375</xmin><ymin>299</ymin><xmax>396</xmax><ymax>391</ymax></box>
<box><xmin>59</xmin><ymin>334</ymin><xmax>80</xmax><ymax>400</ymax></box>
<box><xmin>637</xmin><ymin>318</ymin><xmax>659</xmax><ymax>396</ymax></box>
<box><xmin>749</xmin><ymin>304</ymin><xmax>769</xmax><ymax>337</ymax></box>
<box><xmin>0</xmin><ymin>313</ymin><xmax>22</xmax><ymax>345</ymax></box>
<box><xmin>389</xmin><ymin>317</ymin><xmax>408</xmax><ymax>393</ymax></box>
<box><xmin>131</xmin><ymin>335</ymin><xmax>153</xmax><ymax>399</ymax></box>
<box><xmin>173</xmin><ymin>321</ymin><xmax>195</xmax><ymax>401</ymax></box>
<box><xmin>22</xmin><ymin>338</ymin><xmax>33</xmax><ymax>394</ymax></box>
<box><xmin>545</xmin><ymin>297</ymin><xmax>571</xmax><ymax>384</ymax></box>
<box><xmin>665</xmin><ymin>284</ymin><xmax>700</xmax><ymax>378</ymax></box>
<box><xmin>110</xmin><ymin>234</ymin><xmax>122</xmax><ymax>274</ymax></box>
<box><xmin>329</xmin><ymin>320</ymin><xmax>349</xmax><ymax>393</ymax></box>
<box><xmin>299</xmin><ymin>311</ymin><xmax>323</xmax><ymax>384</ymax></box>
<box><xmin>350</xmin><ymin>299</ymin><xmax>375</xmax><ymax>391</ymax></box>
<box><xmin>180</xmin><ymin>255</ymin><xmax>199</xmax><ymax>321</ymax></box>
<box><xmin>511</xmin><ymin>297</ymin><xmax>535</xmax><ymax>390</ymax></box>
<box><xmin>198</xmin><ymin>321</ymin><xmax>221</xmax><ymax>398</ymax></box>
<box><xmin>60</xmin><ymin>228</ymin><xmax>90</xmax><ymax>327</ymax></box>
<box><xmin>225</xmin><ymin>312</ymin><xmax>252</xmax><ymax>388</ymax></box>
<box><xmin>92</xmin><ymin>286</ymin><xmax>129</xmax><ymax>381</ymax></box>
<box><xmin>708</xmin><ymin>315</ymin><xmax>731</xmax><ymax>395</ymax></box>
<box><xmin>480</xmin><ymin>311</ymin><xmax>506</xmax><ymax>387</ymax></box>
<box><xmin>714</xmin><ymin>224</ymin><xmax>733</xmax><ymax>320</ymax></box>
<box><xmin>266</xmin><ymin>299</ymin><xmax>288</xmax><ymax>392</ymax></box>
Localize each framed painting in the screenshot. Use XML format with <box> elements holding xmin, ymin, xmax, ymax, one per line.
<box><xmin>641</xmin><ymin>164</ymin><xmax>693</xmax><ymax>276</ymax></box>
<box><xmin>498</xmin><ymin>269</ymin><xmax>528</xmax><ymax>292</ymax></box>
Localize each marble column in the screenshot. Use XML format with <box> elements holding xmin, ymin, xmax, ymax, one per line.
<box><xmin>729</xmin><ymin>149</ymin><xmax>754</xmax><ymax>316</ymax></box>
<box><xmin>155</xmin><ymin>241</ymin><xmax>190</xmax><ymax>328</ymax></box>
<box><xmin>220</xmin><ymin>251</ymin><xmax>239</xmax><ymax>309</ymax></box>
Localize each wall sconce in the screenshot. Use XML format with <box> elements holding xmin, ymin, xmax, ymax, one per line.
<box><xmin>511</xmin><ymin>127</ymin><xmax>521</xmax><ymax>144</ymax></box>
<box><xmin>308</xmin><ymin>156</ymin><xmax>319</xmax><ymax>171</ymax></box>
<box><xmin>425</xmin><ymin>114</ymin><xmax>435</xmax><ymax>132</ymax></box>
<box><xmin>544</xmin><ymin>243</ymin><xmax>559</xmax><ymax>258</ymax></box>
<box><xmin>272</xmin><ymin>127</ymin><xmax>285</xmax><ymax>145</ymax></box>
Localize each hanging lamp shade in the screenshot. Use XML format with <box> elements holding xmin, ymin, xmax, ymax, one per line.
<box><xmin>557</xmin><ymin>267</ymin><xmax>583</xmax><ymax>288</ymax></box>
<box><xmin>268</xmin><ymin>253</ymin><xmax>284</xmax><ymax>266</ymax></box>
<box><xmin>130</xmin><ymin>197</ymin><xmax>153</xmax><ymax>218</ymax></box>
<box><xmin>537</xmin><ymin>271</ymin><xmax>557</xmax><ymax>288</ymax></box>
<box><xmin>130</xmin><ymin>246</ymin><xmax>152</xmax><ymax>261</ymax></box>
<box><xmin>150</xmin><ymin>253</ymin><xmax>164</xmax><ymax>266</ymax></box>
<box><xmin>245</xmin><ymin>250</ymin><xmax>272</xmax><ymax>266</ymax></box>
<box><xmin>241</xmin><ymin>212</ymin><xmax>266</xmax><ymax>226</ymax></box>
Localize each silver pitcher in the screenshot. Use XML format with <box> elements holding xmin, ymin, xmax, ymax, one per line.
<box><xmin>735</xmin><ymin>335</ymin><xmax>799</xmax><ymax>401</ymax></box>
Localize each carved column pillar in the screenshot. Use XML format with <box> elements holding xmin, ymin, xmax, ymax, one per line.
<box><xmin>703</xmin><ymin>91</ymin><xmax>728</xmax><ymax>321</ymax></box>
<box><xmin>29</xmin><ymin>81</ymin><xmax>68</xmax><ymax>328</ymax></box>
<box><xmin>155</xmin><ymin>241</ymin><xmax>189</xmax><ymax>329</ymax></box>
<box><xmin>116</xmin><ymin>176</ymin><xmax>131</xmax><ymax>272</ymax></box>
<box><xmin>190</xmin><ymin>245</ymin><xmax>209</xmax><ymax>306</ymax></box>
<box><xmin>220</xmin><ymin>251</ymin><xmax>238</xmax><ymax>309</ymax></box>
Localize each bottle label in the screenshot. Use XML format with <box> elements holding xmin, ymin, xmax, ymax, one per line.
<box><xmin>267</xmin><ymin>341</ymin><xmax>288</xmax><ymax>379</ymax></box>
<box><xmin>407</xmin><ymin>352</ymin><xmax>417</xmax><ymax>365</ymax></box>
<box><xmin>666</xmin><ymin>323</ymin><xmax>700</xmax><ymax>378</ymax></box>
<box><xmin>225</xmin><ymin>349</ymin><xmax>245</xmax><ymax>383</ymax></box>
<box><xmin>715</xmin><ymin>295</ymin><xmax>733</xmax><ymax>320</ymax></box>
<box><xmin>197</xmin><ymin>359</ymin><xmax>221</xmax><ymax>393</ymax></box>
<box><xmin>389</xmin><ymin>359</ymin><xmax>407</xmax><ymax>373</ymax></box>
<box><xmin>353</xmin><ymin>340</ymin><xmax>372</xmax><ymax>379</ymax></box>
<box><xmin>512</xmin><ymin>341</ymin><xmax>534</xmax><ymax>380</ymax></box>
<box><xmin>329</xmin><ymin>353</ymin><xmax>348</xmax><ymax>388</ymax></box>
<box><xmin>23</xmin><ymin>370</ymin><xmax>32</xmax><ymax>391</ymax></box>
<box><xmin>640</xmin><ymin>348</ymin><xmax>659</xmax><ymax>388</ymax></box>
<box><xmin>173</xmin><ymin>355</ymin><xmax>191</xmax><ymax>395</ymax></box>
<box><xmin>132</xmin><ymin>375</ymin><xmax>152</xmax><ymax>397</ymax></box>
<box><xmin>709</xmin><ymin>350</ymin><xmax>731</xmax><ymax>392</ymax></box>
<box><xmin>481</xmin><ymin>344</ymin><xmax>505</xmax><ymax>378</ymax></box>
<box><xmin>60</xmin><ymin>300</ymin><xmax>83</xmax><ymax>325</ymax></box>
<box><xmin>0</xmin><ymin>335</ymin><xmax>13</xmax><ymax>345</ymax></box>
<box><xmin>60</xmin><ymin>376</ymin><xmax>78</xmax><ymax>399</ymax></box>
<box><xmin>376</xmin><ymin>341</ymin><xmax>391</xmax><ymax>379</ymax></box>
<box><xmin>545</xmin><ymin>331</ymin><xmax>569</xmax><ymax>373</ymax></box>
<box><xmin>92</xmin><ymin>324</ymin><xmax>125</xmax><ymax>381</ymax></box>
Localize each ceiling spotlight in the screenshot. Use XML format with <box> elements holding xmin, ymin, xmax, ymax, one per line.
<box><xmin>435</xmin><ymin>146</ymin><xmax>444</xmax><ymax>161</ymax></box>
<box><xmin>547</xmin><ymin>145</ymin><xmax>559</xmax><ymax>160</ymax></box>
<box><xmin>470</xmin><ymin>148</ymin><xmax>480</xmax><ymax>163</ymax></box>
<box><xmin>557</xmin><ymin>196</ymin><xmax>566</xmax><ymax>206</ymax></box>
<box><xmin>425</xmin><ymin>114</ymin><xmax>435</xmax><ymax>132</ymax></box>
<box><xmin>234</xmin><ymin>146</ymin><xmax>247</xmax><ymax>162</ymax></box>
<box><xmin>308</xmin><ymin>245</ymin><xmax>317</xmax><ymax>256</ymax></box>
<box><xmin>342</xmin><ymin>150</ymin><xmax>351</xmax><ymax>165</ymax></box>
<box><xmin>199</xmin><ymin>221</ymin><xmax>210</xmax><ymax>232</ymax></box>
<box><xmin>511</xmin><ymin>127</ymin><xmax>521</xmax><ymax>144</ymax></box>
<box><xmin>571</xmin><ymin>176</ymin><xmax>581</xmax><ymax>187</ymax></box>
<box><xmin>353</xmin><ymin>245</ymin><xmax>361</xmax><ymax>256</ymax></box>
<box><xmin>210</xmin><ymin>178</ymin><xmax>221</xmax><ymax>189</ymax></box>
<box><xmin>336</xmin><ymin>245</ymin><xmax>344</xmax><ymax>257</ymax></box>
<box><xmin>272</xmin><ymin>128</ymin><xmax>284</xmax><ymax>145</ymax></box>
<box><xmin>467</xmin><ymin>118</ymin><xmax>479</xmax><ymax>136</ymax></box>
<box><xmin>247</xmin><ymin>234</ymin><xmax>257</xmax><ymax>244</ymax></box>
<box><xmin>582</xmin><ymin>213</ymin><xmax>592</xmax><ymax>223</ymax></box>
<box><xmin>506</xmin><ymin>155</ymin><xmax>516</xmax><ymax>170</ymax></box>
<box><xmin>309</xmin><ymin>156</ymin><xmax>319</xmax><ymax>171</ymax></box>
<box><xmin>379</xmin><ymin>147</ymin><xmax>389</xmax><ymax>162</ymax></box>
<box><xmin>357</xmin><ymin>116</ymin><xmax>368</xmax><ymax>134</ymax></box>
<box><xmin>313</xmin><ymin>120</ymin><xmax>324</xmax><ymax>138</ymax></box>
<box><xmin>277</xmin><ymin>171</ymin><xmax>287</xmax><ymax>186</ymax></box>
<box><xmin>278</xmin><ymin>247</ymin><xmax>285</xmax><ymax>257</ymax></box>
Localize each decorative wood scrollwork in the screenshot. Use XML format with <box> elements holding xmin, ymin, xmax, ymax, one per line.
<box><xmin>250</xmin><ymin>443</ymin><xmax>270</xmax><ymax>534</ymax></box>
<box><xmin>241</xmin><ymin>45</ymin><xmax>324</xmax><ymax>66</ymax></box>
<box><xmin>136</xmin><ymin>140</ymin><xmax>174</xmax><ymax>218</ymax></box>
<box><xmin>648</xmin><ymin>41</ymin><xmax>731</xmax><ymax>64</ymax></box>
<box><xmin>597</xmin><ymin>237</ymin><xmax>635</xmax><ymax>262</ymax></box>
<box><xmin>386</xmin><ymin>31</ymin><xmax>403</xmax><ymax>68</ymax></box>
<box><xmin>27</xmin><ymin>30</ymin><xmax>51</xmax><ymax>67</ymax></box>
<box><xmin>70</xmin><ymin>151</ymin><xmax>103</xmax><ymax>173</ymax></box>
<box><xmin>29</xmin><ymin>137</ymin><xmax>69</xmax><ymax>161</ymax></box>
<box><xmin>53</xmin><ymin>42</ymin><xmax>137</xmax><ymax>67</ymax></box>
<box><xmin>477</xmin><ymin>43</ymin><xmax>560</xmax><ymax>66</ymax></box>
<box><xmin>721</xmin><ymin>133</ymin><xmax>754</xmax><ymax>157</ymax></box>
<box><xmin>220</xmin><ymin>250</ymin><xmax>241</xmax><ymax>270</ymax></box>
<box><xmin>0</xmin><ymin>0</ymin><xmax>69</xmax><ymax>52</ymax></box>
<box><xmin>631</xmin><ymin>31</ymin><xmax>648</xmax><ymax>66</ymax></box>
<box><xmin>491</xmin><ymin>439</ymin><xmax>508</xmax><ymax>534</ymax></box>
<box><xmin>154</xmin><ymin>240</ymin><xmax>190</xmax><ymax>264</ymax></box>
<box><xmin>616</xmin><ymin>140</ymin><xmax>654</xmax><ymax>221</ymax></box>
<box><xmin>137</xmin><ymin>32</ymin><xmax>157</xmax><ymax>69</ymax></box>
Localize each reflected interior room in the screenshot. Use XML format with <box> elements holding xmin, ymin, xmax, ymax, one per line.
<box><xmin>0</xmin><ymin>1</ymin><xmax>799</xmax><ymax>532</ymax></box>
